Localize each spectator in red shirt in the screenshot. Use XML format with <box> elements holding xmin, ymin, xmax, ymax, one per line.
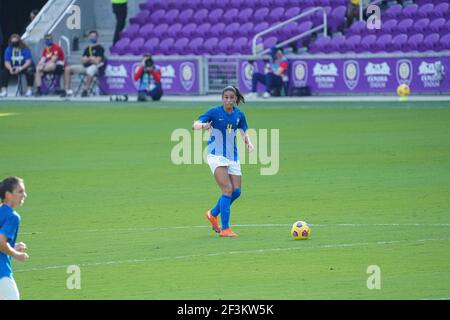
<box><xmin>34</xmin><ymin>34</ymin><xmax>65</xmax><ymax>96</ymax></box>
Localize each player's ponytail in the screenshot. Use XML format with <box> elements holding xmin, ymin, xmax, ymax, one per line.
<box><xmin>222</xmin><ymin>85</ymin><xmax>246</xmax><ymax>105</ymax></box>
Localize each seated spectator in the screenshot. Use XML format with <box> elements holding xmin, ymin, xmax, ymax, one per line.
<box><xmin>0</xmin><ymin>34</ymin><xmax>35</xmax><ymax>97</ymax></box>
<box><xmin>247</xmin><ymin>47</ymin><xmax>289</xmax><ymax>99</ymax></box>
<box><xmin>134</xmin><ymin>53</ymin><xmax>163</xmax><ymax>101</ymax></box>
<box><xmin>61</xmin><ymin>30</ymin><xmax>105</xmax><ymax>97</ymax></box>
<box><xmin>35</xmin><ymin>34</ymin><xmax>65</xmax><ymax>96</ymax></box>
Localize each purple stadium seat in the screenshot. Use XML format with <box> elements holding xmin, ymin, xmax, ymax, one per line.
<box><xmin>238</xmin><ymin>8</ymin><xmax>254</xmax><ymax>23</ymax></box>
<box><xmin>111</xmin><ymin>38</ymin><xmax>130</xmax><ymax>55</ymax></box>
<box><xmin>190</xmin><ymin>0</ymin><xmax>205</xmax><ymax>10</ymax></box>
<box><xmin>173</xmin><ymin>38</ymin><xmax>190</xmax><ymax>53</ymax></box>
<box><xmin>239</xmin><ymin>22</ymin><xmax>254</xmax><ymax>37</ymax></box>
<box><xmin>254</xmin><ymin>22</ymin><xmax>270</xmax><ymax>35</ymax></box>
<box><xmin>195</xmin><ymin>23</ymin><xmax>212</xmax><ymax>38</ymax></box>
<box><xmin>296</xmin><ymin>21</ymin><xmax>313</xmax><ymax>46</ymax></box>
<box><xmin>445</xmin><ymin>20</ymin><xmax>450</xmax><ymax>33</ymax></box>
<box><xmin>422</xmin><ymin>33</ymin><xmax>440</xmax><ymax>51</ymax></box>
<box><xmin>428</xmin><ymin>18</ymin><xmax>446</xmax><ymax>34</ymax></box>
<box><xmin>159</xmin><ymin>38</ymin><xmax>175</xmax><ymax>55</ymax></box>
<box><xmin>263</xmin><ymin>36</ymin><xmax>278</xmax><ymax>50</ymax></box>
<box><xmin>375</xmin><ymin>34</ymin><xmax>392</xmax><ymax>52</ymax></box>
<box><xmin>218</xmin><ymin>37</ymin><xmax>234</xmax><ymax>52</ymax></box>
<box><xmin>130</xmin><ymin>10</ymin><xmax>150</xmax><ymax>25</ymax></box>
<box><xmin>178</xmin><ymin>9</ymin><xmax>194</xmax><ymax>24</ymax></box>
<box><xmin>210</xmin><ymin>23</ymin><xmax>226</xmax><ymax>37</ymax></box>
<box><xmin>215</xmin><ymin>0</ymin><xmax>230</xmax><ymax>10</ymax></box>
<box><xmin>328</xmin><ymin>35</ymin><xmax>345</xmax><ymax>53</ymax></box>
<box><xmin>431</xmin><ymin>3</ymin><xmax>449</xmax><ymax>19</ymax></box>
<box><xmin>328</xmin><ymin>5</ymin><xmax>347</xmax><ymax>33</ymax></box>
<box><xmin>309</xmin><ymin>36</ymin><xmax>330</xmax><ymax>53</ymax></box>
<box><xmin>162</xmin><ymin>9</ymin><xmax>179</xmax><ymax>24</ymax></box>
<box><xmin>167</xmin><ymin>23</ymin><xmax>183</xmax><ymax>38</ymax></box>
<box><xmin>269</xmin><ymin>7</ymin><xmax>285</xmax><ymax>22</ymax></box>
<box><xmin>193</xmin><ymin>9</ymin><xmax>209</xmax><ymax>24</ymax></box>
<box><xmin>413</xmin><ymin>18</ymin><xmax>430</xmax><ymax>34</ymax></box>
<box><xmin>396</xmin><ymin>19</ymin><xmax>414</xmax><ymax>35</ymax></box>
<box><xmin>379</xmin><ymin>19</ymin><xmax>397</xmax><ymax>35</ymax></box>
<box><xmin>401</xmin><ymin>4</ymin><xmax>419</xmax><ymax>19</ymax></box>
<box><xmin>253</xmin><ymin>8</ymin><xmax>270</xmax><ymax>23</ymax></box>
<box><xmin>304</xmin><ymin>0</ymin><xmax>315</xmax><ymax>7</ymax></box>
<box><xmin>203</xmin><ymin>37</ymin><xmax>219</xmax><ymax>54</ymax></box>
<box><xmin>187</xmin><ymin>37</ymin><xmax>204</xmax><ymax>54</ymax></box>
<box><xmin>384</xmin><ymin>4</ymin><xmax>402</xmax><ymax>20</ymax></box>
<box><xmin>166</xmin><ymin>0</ymin><xmax>178</xmax><ymax>10</ymax></box>
<box><xmin>209</xmin><ymin>8</ymin><xmax>224</xmax><ymax>24</ymax></box>
<box><xmin>232</xmin><ymin>37</ymin><xmax>248</xmax><ymax>53</ymax></box>
<box><xmin>152</xmin><ymin>24</ymin><xmax>169</xmax><ymax>38</ymax></box>
<box><xmin>280</xmin><ymin>22</ymin><xmax>298</xmax><ymax>38</ymax></box>
<box><xmin>225</xmin><ymin>22</ymin><xmax>241</xmax><ymax>37</ymax></box>
<box><xmin>181</xmin><ymin>23</ymin><xmax>197</xmax><ymax>38</ymax></box>
<box><xmin>138</xmin><ymin>23</ymin><xmax>155</xmax><ymax>39</ymax></box>
<box><xmin>417</xmin><ymin>3</ymin><xmax>434</xmax><ymax>18</ymax></box>
<box><xmin>312</xmin><ymin>6</ymin><xmax>331</xmax><ymax>27</ymax></box>
<box><xmin>230</xmin><ymin>0</ymin><xmax>244</xmax><ymax>9</ymax></box>
<box><xmin>149</xmin><ymin>9</ymin><xmax>166</xmax><ymax>25</ymax></box>
<box><xmin>389</xmin><ymin>34</ymin><xmax>408</xmax><ymax>52</ymax></box>
<box><xmin>284</xmin><ymin>7</ymin><xmax>301</xmax><ymax>21</ymax></box>
<box><xmin>224</xmin><ymin>8</ymin><xmax>240</xmax><ymax>24</ymax></box>
<box><xmin>347</xmin><ymin>21</ymin><xmax>367</xmax><ymax>35</ymax></box>
<box><xmin>130</xmin><ymin>38</ymin><xmax>145</xmax><ymax>55</ymax></box>
<box><xmin>407</xmin><ymin>33</ymin><xmax>424</xmax><ymax>51</ymax></box>
<box><xmin>121</xmin><ymin>24</ymin><xmax>140</xmax><ymax>39</ymax></box>
<box><xmin>143</xmin><ymin>38</ymin><xmax>160</xmax><ymax>53</ymax></box>
<box><xmin>202</xmin><ymin>0</ymin><xmax>216</xmax><ymax>9</ymax></box>
<box><xmin>343</xmin><ymin>35</ymin><xmax>361</xmax><ymax>52</ymax></box>
<box><xmin>359</xmin><ymin>34</ymin><xmax>377</xmax><ymax>52</ymax></box>
<box><xmin>439</xmin><ymin>34</ymin><xmax>450</xmax><ymax>50</ymax></box>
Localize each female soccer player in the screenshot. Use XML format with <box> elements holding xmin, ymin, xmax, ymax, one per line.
<box><xmin>192</xmin><ymin>86</ymin><xmax>254</xmax><ymax>237</ymax></box>
<box><xmin>0</xmin><ymin>177</ymin><xmax>29</xmax><ymax>300</ymax></box>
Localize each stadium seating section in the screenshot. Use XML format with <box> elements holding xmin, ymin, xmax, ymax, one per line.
<box><xmin>110</xmin><ymin>0</ymin><xmax>450</xmax><ymax>56</ymax></box>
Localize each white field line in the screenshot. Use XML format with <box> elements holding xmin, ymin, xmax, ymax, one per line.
<box><xmin>20</xmin><ymin>223</ymin><xmax>450</xmax><ymax>235</ymax></box>
<box><xmin>14</xmin><ymin>237</ymin><xmax>450</xmax><ymax>273</ymax></box>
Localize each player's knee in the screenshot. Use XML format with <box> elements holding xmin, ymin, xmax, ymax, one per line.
<box><xmin>222</xmin><ymin>184</ymin><xmax>233</xmax><ymax>195</ymax></box>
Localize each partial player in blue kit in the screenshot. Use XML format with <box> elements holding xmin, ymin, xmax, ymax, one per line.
<box><xmin>192</xmin><ymin>86</ymin><xmax>254</xmax><ymax>237</ymax></box>
<box><xmin>0</xmin><ymin>177</ymin><xmax>29</xmax><ymax>300</ymax></box>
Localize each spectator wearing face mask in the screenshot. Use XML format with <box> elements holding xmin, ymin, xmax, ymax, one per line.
<box><xmin>0</xmin><ymin>34</ymin><xmax>35</xmax><ymax>97</ymax></box>
<box><xmin>34</xmin><ymin>34</ymin><xmax>66</xmax><ymax>96</ymax></box>
<box><xmin>61</xmin><ymin>30</ymin><xmax>105</xmax><ymax>97</ymax></box>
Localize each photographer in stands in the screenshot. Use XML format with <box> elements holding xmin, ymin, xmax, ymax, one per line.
<box><xmin>247</xmin><ymin>47</ymin><xmax>289</xmax><ymax>99</ymax></box>
<box><xmin>133</xmin><ymin>53</ymin><xmax>163</xmax><ymax>102</ymax></box>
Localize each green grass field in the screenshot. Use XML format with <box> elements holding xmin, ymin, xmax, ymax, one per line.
<box><xmin>0</xmin><ymin>100</ymin><xmax>449</xmax><ymax>300</ymax></box>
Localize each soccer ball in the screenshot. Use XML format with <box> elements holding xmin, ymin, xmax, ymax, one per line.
<box><xmin>291</xmin><ymin>221</ymin><xmax>311</xmax><ymax>240</ymax></box>
<box><xmin>397</xmin><ymin>84</ymin><xmax>410</xmax><ymax>97</ymax></box>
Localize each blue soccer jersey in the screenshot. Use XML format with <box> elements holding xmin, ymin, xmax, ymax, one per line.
<box><xmin>198</xmin><ymin>105</ymin><xmax>249</xmax><ymax>161</ymax></box>
<box><xmin>0</xmin><ymin>204</ymin><xmax>20</xmax><ymax>279</ymax></box>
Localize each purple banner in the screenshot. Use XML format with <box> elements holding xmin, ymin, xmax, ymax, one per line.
<box><xmin>100</xmin><ymin>59</ymin><xmax>200</xmax><ymax>94</ymax></box>
<box><xmin>289</xmin><ymin>57</ymin><xmax>449</xmax><ymax>94</ymax></box>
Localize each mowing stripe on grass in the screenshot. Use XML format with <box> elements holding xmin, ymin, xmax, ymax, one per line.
<box><xmin>15</xmin><ymin>237</ymin><xmax>450</xmax><ymax>273</ymax></box>
<box><xmin>20</xmin><ymin>223</ymin><xmax>450</xmax><ymax>235</ymax></box>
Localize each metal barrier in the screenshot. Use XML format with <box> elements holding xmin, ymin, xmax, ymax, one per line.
<box><xmin>205</xmin><ymin>57</ymin><xmax>240</xmax><ymax>93</ymax></box>
<box><xmin>252</xmin><ymin>7</ymin><xmax>328</xmax><ymax>56</ymax></box>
